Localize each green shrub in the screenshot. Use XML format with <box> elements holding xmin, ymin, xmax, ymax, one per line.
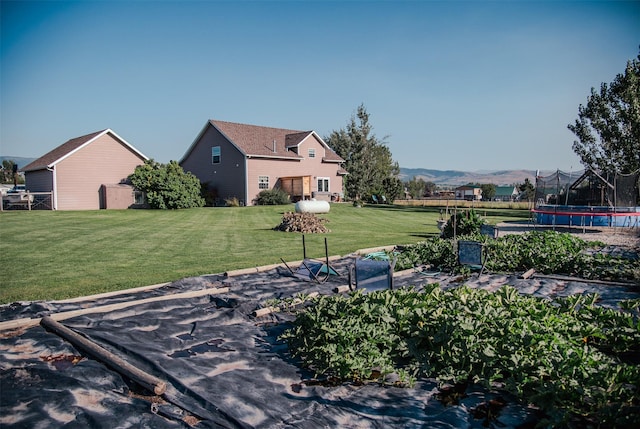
<box><xmin>254</xmin><ymin>188</ymin><xmax>290</xmax><ymax>205</ymax></box>
<box><xmin>129</xmin><ymin>159</ymin><xmax>204</xmax><ymax>209</ymax></box>
<box><xmin>442</xmin><ymin>208</ymin><xmax>486</xmax><ymax>238</ymax></box>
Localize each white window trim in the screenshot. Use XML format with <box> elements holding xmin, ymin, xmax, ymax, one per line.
<box><xmin>308</xmin><ymin>148</ymin><xmax>316</xmax><ymax>158</ymax></box>
<box><xmin>317</xmin><ymin>177</ymin><xmax>329</xmax><ymax>193</ymax></box>
<box><xmin>212</xmin><ymin>146</ymin><xmax>221</xmax><ymax>164</ymax></box>
<box><xmin>258</xmin><ymin>175</ymin><xmax>269</xmax><ymax>190</ymax></box>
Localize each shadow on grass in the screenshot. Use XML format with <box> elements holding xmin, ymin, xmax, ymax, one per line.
<box><xmin>361</xmin><ymin>204</ymin><xmax>441</xmax><ymax>214</ymax></box>
<box><xmin>362</xmin><ymin>204</ymin><xmax>530</xmax><ymax>219</ymax></box>
<box><xmin>409</xmin><ymin>232</ymin><xmax>441</xmax><ymax>239</ymax></box>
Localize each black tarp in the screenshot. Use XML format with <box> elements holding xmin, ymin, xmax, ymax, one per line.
<box><xmin>5</xmin><ymin>256</ymin><xmax>635</xmax><ymax>428</ymax></box>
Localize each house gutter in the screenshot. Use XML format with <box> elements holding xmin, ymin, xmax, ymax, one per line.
<box><xmin>244</xmin><ymin>156</ymin><xmax>249</xmax><ymax>206</ymax></box>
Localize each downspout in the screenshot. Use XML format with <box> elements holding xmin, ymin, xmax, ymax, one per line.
<box><xmin>244</xmin><ymin>156</ymin><xmax>249</xmax><ymax>206</ymax></box>
<box><xmin>48</xmin><ymin>166</ymin><xmax>58</xmax><ymax>210</ymax></box>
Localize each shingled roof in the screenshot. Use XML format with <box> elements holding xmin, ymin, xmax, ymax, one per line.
<box><xmin>209</xmin><ymin>120</ymin><xmax>344</xmax><ymax>162</ymax></box>
<box><xmin>21</xmin><ymin>129</ymin><xmax>147</xmax><ymax>172</ymax></box>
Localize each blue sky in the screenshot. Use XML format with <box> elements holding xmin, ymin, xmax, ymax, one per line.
<box><xmin>1</xmin><ymin>0</ymin><xmax>638</xmax><ymax>172</ymax></box>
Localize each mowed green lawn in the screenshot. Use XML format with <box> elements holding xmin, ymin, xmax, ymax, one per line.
<box><xmin>0</xmin><ymin>204</ymin><xmax>529</xmax><ymax>303</ymax></box>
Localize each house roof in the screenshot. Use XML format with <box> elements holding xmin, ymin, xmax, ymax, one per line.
<box><xmin>182</xmin><ymin>120</ymin><xmax>344</xmax><ymax>163</ymax></box>
<box><xmin>21</xmin><ymin>129</ymin><xmax>148</xmax><ymax>172</ymax></box>
<box><xmin>495</xmin><ymin>186</ymin><xmax>517</xmax><ymax>195</ymax></box>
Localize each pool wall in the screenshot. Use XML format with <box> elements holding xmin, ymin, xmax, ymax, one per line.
<box><xmin>533</xmin><ymin>205</ymin><xmax>640</xmax><ymax>228</ymax></box>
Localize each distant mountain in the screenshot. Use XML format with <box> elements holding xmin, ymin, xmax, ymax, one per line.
<box><xmin>399</xmin><ymin>167</ymin><xmax>540</xmax><ymax>187</ymax></box>
<box><xmin>1</xmin><ymin>156</ymin><xmax>36</xmax><ymax>168</ymax></box>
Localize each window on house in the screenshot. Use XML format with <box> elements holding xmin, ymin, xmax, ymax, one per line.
<box><xmin>317</xmin><ymin>177</ymin><xmax>329</xmax><ymax>193</ymax></box>
<box><xmin>212</xmin><ymin>146</ymin><xmax>221</xmax><ymax>164</ymax></box>
<box><xmin>258</xmin><ymin>176</ymin><xmax>269</xmax><ymax>190</ymax></box>
<box><xmin>308</xmin><ymin>148</ymin><xmax>315</xmax><ymax>158</ymax></box>
<box><xmin>134</xmin><ymin>191</ymin><xmax>145</xmax><ymax>205</ymax></box>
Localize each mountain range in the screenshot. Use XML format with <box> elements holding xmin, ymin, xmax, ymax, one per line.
<box><xmin>399</xmin><ymin>168</ymin><xmax>540</xmax><ymax>187</ymax></box>
<box><xmin>1</xmin><ymin>156</ymin><xmax>36</xmax><ymax>169</ymax></box>
<box><xmin>2</xmin><ymin>156</ymin><xmax>537</xmax><ymax>187</ymax></box>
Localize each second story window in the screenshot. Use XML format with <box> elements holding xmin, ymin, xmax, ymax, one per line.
<box><xmin>308</xmin><ymin>148</ymin><xmax>315</xmax><ymax>158</ymax></box>
<box><xmin>212</xmin><ymin>146</ymin><xmax>221</xmax><ymax>164</ymax></box>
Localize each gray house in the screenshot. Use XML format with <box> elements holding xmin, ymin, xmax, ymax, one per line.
<box><xmin>180</xmin><ymin>120</ymin><xmax>346</xmax><ymax>205</ymax></box>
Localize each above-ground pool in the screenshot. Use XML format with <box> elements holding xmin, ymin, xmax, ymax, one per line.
<box><xmin>533</xmin><ymin>205</ymin><xmax>640</xmax><ymax>228</ymax></box>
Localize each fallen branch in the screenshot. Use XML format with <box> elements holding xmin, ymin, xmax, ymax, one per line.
<box><xmin>40</xmin><ymin>316</ymin><xmax>168</xmax><ymax>395</ymax></box>
<box><xmin>253</xmin><ymin>292</ymin><xmax>319</xmax><ymax>317</ymax></box>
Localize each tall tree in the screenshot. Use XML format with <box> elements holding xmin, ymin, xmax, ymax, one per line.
<box><xmin>424</xmin><ymin>181</ymin><xmax>437</xmax><ymax>196</ymax></box>
<box><xmin>325</xmin><ymin>104</ymin><xmax>400</xmax><ymax>201</ymax></box>
<box><xmin>1</xmin><ymin>160</ymin><xmax>16</xmax><ymax>183</ymax></box>
<box><xmin>568</xmin><ymin>50</ymin><xmax>640</xmax><ymax>174</ymax></box>
<box><xmin>480</xmin><ymin>184</ymin><xmax>496</xmax><ymax>201</ymax></box>
<box><xmin>405</xmin><ymin>176</ymin><xmax>426</xmax><ymax>199</ymax></box>
<box><xmin>519</xmin><ymin>178</ymin><xmax>536</xmax><ymax>203</ymax></box>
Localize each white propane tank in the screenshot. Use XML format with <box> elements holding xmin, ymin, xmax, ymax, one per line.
<box><xmin>295</xmin><ymin>200</ymin><xmax>330</xmax><ymax>214</ymax></box>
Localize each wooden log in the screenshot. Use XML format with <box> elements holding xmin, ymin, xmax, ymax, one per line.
<box><xmin>520</xmin><ymin>268</ymin><xmax>536</xmax><ymax>279</ymax></box>
<box><xmin>40</xmin><ymin>316</ymin><xmax>168</xmax><ymax>395</ymax></box>
<box><xmin>253</xmin><ymin>306</ymin><xmax>279</xmax><ymax>317</ymax></box>
<box><xmin>53</xmin><ymin>282</ymin><xmax>170</xmax><ymax>304</ymax></box>
<box><xmin>0</xmin><ymin>287</ymin><xmax>230</xmax><ymax>332</ymax></box>
<box><xmin>333</xmin><ymin>285</ymin><xmax>351</xmax><ymax>293</ymax></box>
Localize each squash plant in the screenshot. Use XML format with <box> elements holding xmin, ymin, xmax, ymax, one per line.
<box><xmin>280</xmin><ymin>286</ymin><xmax>640</xmax><ymax>427</ymax></box>
<box><xmin>393</xmin><ymin>230</ymin><xmax>640</xmax><ymax>282</ymax></box>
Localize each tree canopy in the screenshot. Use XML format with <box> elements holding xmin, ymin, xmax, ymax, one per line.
<box><xmin>129</xmin><ymin>160</ymin><xmax>204</xmax><ymax>209</ymax></box>
<box><xmin>480</xmin><ymin>184</ymin><xmax>496</xmax><ymax>201</ymax></box>
<box><xmin>325</xmin><ymin>104</ymin><xmax>402</xmax><ymax>202</ymax></box>
<box><xmin>568</xmin><ymin>50</ymin><xmax>640</xmax><ymax>174</ymax></box>
<box><xmin>1</xmin><ymin>160</ymin><xmax>19</xmax><ymax>184</ymax></box>
<box><xmin>519</xmin><ymin>178</ymin><xmax>536</xmax><ymax>203</ymax></box>
<box><xmin>405</xmin><ymin>176</ymin><xmax>426</xmax><ymax>199</ymax></box>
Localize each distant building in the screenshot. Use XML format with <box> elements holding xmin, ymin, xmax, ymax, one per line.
<box><xmin>455</xmin><ymin>185</ymin><xmax>482</xmax><ymax>201</ymax></box>
<box><xmin>21</xmin><ymin>129</ymin><xmax>148</xmax><ymax>210</ymax></box>
<box><xmin>494</xmin><ymin>186</ymin><xmax>519</xmax><ymax>202</ymax></box>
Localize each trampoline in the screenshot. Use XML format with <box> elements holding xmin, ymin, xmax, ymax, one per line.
<box><xmin>532</xmin><ymin>205</ymin><xmax>640</xmax><ymax>228</ymax></box>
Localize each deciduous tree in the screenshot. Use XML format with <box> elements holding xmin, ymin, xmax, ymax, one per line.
<box><xmin>480</xmin><ymin>184</ymin><xmax>496</xmax><ymax>201</ymax></box>
<box><xmin>405</xmin><ymin>176</ymin><xmax>426</xmax><ymax>199</ymax></box>
<box><xmin>568</xmin><ymin>50</ymin><xmax>640</xmax><ymax>174</ymax></box>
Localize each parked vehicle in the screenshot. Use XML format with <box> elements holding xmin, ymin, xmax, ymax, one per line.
<box><xmin>4</xmin><ymin>185</ymin><xmax>33</xmax><ymax>205</ymax></box>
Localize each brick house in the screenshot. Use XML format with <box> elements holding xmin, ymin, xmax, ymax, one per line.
<box><xmin>21</xmin><ymin>129</ymin><xmax>148</xmax><ymax>210</ymax></box>
<box><xmin>180</xmin><ymin>120</ymin><xmax>347</xmax><ymax>206</ymax></box>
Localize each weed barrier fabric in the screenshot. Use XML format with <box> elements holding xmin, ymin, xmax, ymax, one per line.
<box><xmin>3</xmin><ymin>257</ymin><xmax>637</xmax><ymax>428</ymax></box>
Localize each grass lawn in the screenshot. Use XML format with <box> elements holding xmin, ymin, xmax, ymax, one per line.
<box><xmin>0</xmin><ymin>204</ymin><xmax>529</xmax><ymax>303</ymax></box>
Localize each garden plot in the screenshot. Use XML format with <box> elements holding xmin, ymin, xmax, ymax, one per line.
<box><xmin>1</xmin><ymin>254</ymin><xmax>638</xmax><ymax>428</ymax></box>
